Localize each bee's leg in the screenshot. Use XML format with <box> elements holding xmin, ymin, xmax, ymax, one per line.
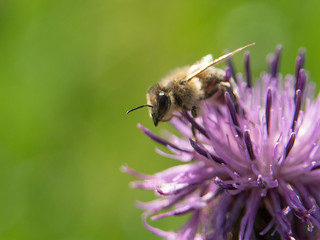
<box><xmin>191</xmin><ymin>106</ymin><xmax>200</xmax><ymax>141</ymax></box>
<box><xmin>191</xmin><ymin>105</ymin><xmax>199</xmax><ymax>118</ymax></box>
<box><xmin>172</xmin><ymin>113</ymin><xmax>183</xmax><ymax>120</ymax></box>
<box><xmin>191</xmin><ymin>125</ymin><xmax>197</xmax><ymax>141</ymax></box>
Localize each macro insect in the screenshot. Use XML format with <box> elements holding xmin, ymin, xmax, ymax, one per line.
<box><xmin>127</xmin><ymin>43</ymin><xmax>255</xmax><ymax>126</ymax></box>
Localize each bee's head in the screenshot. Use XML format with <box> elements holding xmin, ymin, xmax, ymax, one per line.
<box><xmin>147</xmin><ymin>86</ymin><xmax>172</xmax><ymax>126</ymax></box>
<box><xmin>126</xmin><ymin>85</ymin><xmax>173</xmax><ymax>127</ymax></box>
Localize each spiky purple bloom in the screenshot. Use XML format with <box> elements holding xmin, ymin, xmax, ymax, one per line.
<box><xmin>123</xmin><ymin>47</ymin><xmax>320</xmax><ymax>239</ymax></box>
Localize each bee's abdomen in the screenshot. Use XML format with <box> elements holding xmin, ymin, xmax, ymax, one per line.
<box><xmin>200</xmin><ymin>68</ymin><xmax>225</xmax><ymax>98</ymax></box>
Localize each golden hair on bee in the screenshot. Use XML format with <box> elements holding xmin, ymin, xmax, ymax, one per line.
<box><xmin>127</xmin><ymin>43</ymin><xmax>255</xmax><ymax>126</ymax></box>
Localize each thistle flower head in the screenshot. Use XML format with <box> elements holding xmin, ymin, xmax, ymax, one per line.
<box><xmin>123</xmin><ymin>46</ymin><xmax>320</xmax><ymax>239</ymax></box>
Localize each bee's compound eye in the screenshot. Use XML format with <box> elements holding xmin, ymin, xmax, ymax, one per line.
<box><xmin>159</xmin><ymin>94</ymin><xmax>169</xmax><ymax>109</ymax></box>
<box><xmin>157</xmin><ymin>92</ymin><xmax>171</xmax><ymax>119</ymax></box>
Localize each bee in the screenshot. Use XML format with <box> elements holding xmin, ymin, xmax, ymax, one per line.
<box><xmin>127</xmin><ymin>43</ymin><xmax>255</xmax><ymax>126</ymax></box>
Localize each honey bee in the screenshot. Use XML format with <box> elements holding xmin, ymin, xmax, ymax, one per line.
<box><xmin>127</xmin><ymin>43</ymin><xmax>255</xmax><ymax>126</ymax></box>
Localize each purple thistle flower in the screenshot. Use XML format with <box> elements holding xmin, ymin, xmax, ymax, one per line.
<box><xmin>122</xmin><ymin>47</ymin><xmax>320</xmax><ymax>239</ymax></box>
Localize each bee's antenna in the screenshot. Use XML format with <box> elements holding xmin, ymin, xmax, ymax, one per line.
<box><xmin>187</xmin><ymin>42</ymin><xmax>256</xmax><ymax>82</ymax></box>
<box><xmin>126</xmin><ymin>104</ymin><xmax>153</xmax><ymax>114</ymax></box>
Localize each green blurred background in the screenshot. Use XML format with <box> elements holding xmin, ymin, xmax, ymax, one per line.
<box><xmin>0</xmin><ymin>0</ymin><xmax>319</xmax><ymax>239</ymax></box>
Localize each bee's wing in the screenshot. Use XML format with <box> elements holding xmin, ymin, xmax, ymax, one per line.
<box><xmin>186</xmin><ymin>43</ymin><xmax>255</xmax><ymax>82</ymax></box>
<box><xmin>187</xmin><ymin>54</ymin><xmax>213</xmax><ymax>77</ymax></box>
